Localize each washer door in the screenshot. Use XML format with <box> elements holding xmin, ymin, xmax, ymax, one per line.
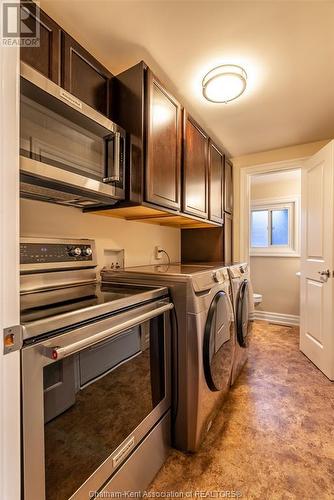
<box><xmin>236</xmin><ymin>279</ymin><xmax>250</xmax><ymax>348</ymax></box>
<box><xmin>203</xmin><ymin>291</ymin><xmax>234</xmax><ymax>391</ymax></box>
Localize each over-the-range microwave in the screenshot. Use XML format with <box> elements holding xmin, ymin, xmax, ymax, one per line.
<box><xmin>20</xmin><ymin>62</ymin><xmax>126</xmax><ymax>209</ymax></box>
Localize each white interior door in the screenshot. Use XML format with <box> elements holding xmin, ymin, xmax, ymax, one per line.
<box><xmin>300</xmin><ymin>140</ymin><xmax>334</xmax><ymax>380</ymax></box>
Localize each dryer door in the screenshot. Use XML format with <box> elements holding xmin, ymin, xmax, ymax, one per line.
<box><xmin>236</xmin><ymin>279</ymin><xmax>251</xmax><ymax>348</ymax></box>
<box><xmin>203</xmin><ymin>291</ymin><xmax>234</xmax><ymax>391</ymax></box>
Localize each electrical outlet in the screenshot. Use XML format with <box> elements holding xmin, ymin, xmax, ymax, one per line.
<box><xmin>154</xmin><ymin>246</ymin><xmax>163</xmax><ymax>260</ymax></box>
<box><xmin>103</xmin><ymin>249</ymin><xmax>125</xmax><ymax>269</ymax></box>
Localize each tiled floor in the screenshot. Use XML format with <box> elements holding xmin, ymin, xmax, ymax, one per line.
<box><xmin>150</xmin><ymin>321</ymin><xmax>334</xmax><ymax>499</ymax></box>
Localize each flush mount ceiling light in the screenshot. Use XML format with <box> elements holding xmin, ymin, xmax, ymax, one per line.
<box><xmin>202</xmin><ymin>64</ymin><xmax>247</xmax><ymax>103</ymax></box>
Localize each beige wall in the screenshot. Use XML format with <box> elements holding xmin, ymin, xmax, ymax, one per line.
<box><xmin>232</xmin><ymin>139</ymin><xmax>330</xmax><ymax>170</ymax></box>
<box><xmin>250</xmin><ymin>172</ymin><xmax>301</xmax><ymax>316</ymax></box>
<box><xmin>21</xmin><ymin>199</ymin><xmax>180</xmax><ymax>271</ymax></box>
<box><xmin>250</xmin><ymin>257</ymin><xmax>300</xmax><ymax>315</ymax></box>
<box><xmin>251</xmin><ymin>174</ymin><xmax>300</xmax><ymax>200</ymax></box>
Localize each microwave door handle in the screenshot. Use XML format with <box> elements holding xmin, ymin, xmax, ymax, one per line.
<box><xmin>103</xmin><ymin>131</ymin><xmax>121</xmax><ymax>184</ymax></box>
<box><xmin>48</xmin><ymin>301</ymin><xmax>173</xmax><ymax>361</ymax></box>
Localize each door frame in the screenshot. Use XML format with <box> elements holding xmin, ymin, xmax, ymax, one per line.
<box><xmin>0</xmin><ymin>26</ymin><xmax>20</xmax><ymax>500</ymax></box>
<box><xmin>237</xmin><ymin>158</ymin><xmax>308</xmax><ymax>263</ymax></box>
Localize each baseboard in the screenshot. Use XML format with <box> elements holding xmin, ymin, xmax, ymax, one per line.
<box><xmin>253</xmin><ymin>310</ymin><xmax>300</xmax><ymax>326</ymax></box>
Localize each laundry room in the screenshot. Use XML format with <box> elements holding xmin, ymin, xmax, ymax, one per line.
<box><xmin>1</xmin><ymin>1</ymin><xmax>334</xmax><ymax>500</ymax></box>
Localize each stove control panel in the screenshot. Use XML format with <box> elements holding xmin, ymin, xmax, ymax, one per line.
<box><xmin>20</xmin><ymin>238</ymin><xmax>96</xmax><ymax>271</ymax></box>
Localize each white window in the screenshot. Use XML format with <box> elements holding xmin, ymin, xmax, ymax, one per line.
<box><xmin>250</xmin><ymin>197</ymin><xmax>300</xmax><ymax>257</ymax></box>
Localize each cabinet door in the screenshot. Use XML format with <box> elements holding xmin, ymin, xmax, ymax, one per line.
<box><xmin>61</xmin><ymin>33</ymin><xmax>111</xmax><ymax>115</ymax></box>
<box><xmin>209</xmin><ymin>141</ymin><xmax>224</xmax><ymax>224</ymax></box>
<box><xmin>146</xmin><ymin>71</ymin><xmax>181</xmax><ymax>210</ymax></box>
<box><xmin>224</xmin><ymin>214</ymin><xmax>233</xmax><ymax>263</ymax></box>
<box><xmin>224</xmin><ymin>158</ymin><xmax>233</xmax><ymax>214</ymax></box>
<box><xmin>20</xmin><ymin>3</ymin><xmax>61</xmax><ymax>83</ymax></box>
<box><xmin>183</xmin><ymin>113</ymin><xmax>209</xmax><ymax>219</ymax></box>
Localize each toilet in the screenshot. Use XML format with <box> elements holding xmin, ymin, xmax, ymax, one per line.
<box><xmin>253</xmin><ymin>293</ymin><xmax>263</xmax><ymax>306</ymax></box>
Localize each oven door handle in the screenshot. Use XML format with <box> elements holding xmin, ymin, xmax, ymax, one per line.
<box><xmin>48</xmin><ymin>301</ymin><xmax>173</xmax><ymax>361</ymax></box>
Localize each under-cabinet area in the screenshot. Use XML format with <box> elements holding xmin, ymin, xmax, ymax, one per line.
<box><xmin>3</xmin><ymin>1</ymin><xmax>334</xmax><ymax>500</ymax></box>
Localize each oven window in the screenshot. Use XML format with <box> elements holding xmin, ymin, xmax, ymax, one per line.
<box><xmin>43</xmin><ymin>316</ymin><xmax>165</xmax><ymax>500</ymax></box>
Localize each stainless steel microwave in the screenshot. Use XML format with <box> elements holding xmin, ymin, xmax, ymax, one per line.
<box><xmin>20</xmin><ymin>62</ymin><xmax>126</xmax><ymax>209</ymax></box>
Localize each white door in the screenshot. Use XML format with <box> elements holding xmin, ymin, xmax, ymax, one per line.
<box><xmin>300</xmin><ymin>140</ymin><xmax>334</xmax><ymax>380</ymax></box>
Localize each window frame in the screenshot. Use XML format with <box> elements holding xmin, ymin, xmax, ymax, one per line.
<box><xmin>250</xmin><ymin>196</ymin><xmax>300</xmax><ymax>257</ymax></box>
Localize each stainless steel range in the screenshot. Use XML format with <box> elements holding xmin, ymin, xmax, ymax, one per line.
<box><xmin>20</xmin><ymin>238</ymin><xmax>173</xmax><ymax>500</ymax></box>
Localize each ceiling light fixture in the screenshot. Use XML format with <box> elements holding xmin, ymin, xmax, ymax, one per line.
<box><xmin>202</xmin><ymin>64</ymin><xmax>247</xmax><ymax>103</ymax></box>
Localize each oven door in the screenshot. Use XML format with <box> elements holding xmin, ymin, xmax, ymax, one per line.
<box><xmin>22</xmin><ymin>299</ymin><xmax>172</xmax><ymax>500</ymax></box>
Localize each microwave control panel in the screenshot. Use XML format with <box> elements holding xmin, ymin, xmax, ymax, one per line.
<box><xmin>20</xmin><ymin>241</ymin><xmax>94</xmax><ymax>265</ymax></box>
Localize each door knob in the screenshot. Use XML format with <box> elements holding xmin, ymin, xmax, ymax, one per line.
<box><xmin>318</xmin><ymin>269</ymin><xmax>331</xmax><ymax>281</ymax></box>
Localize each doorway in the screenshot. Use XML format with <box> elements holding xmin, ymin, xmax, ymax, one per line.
<box><xmin>236</xmin><ymin>142</ymin><xmax>334</xmax><ymax>380</ymax></box>
<box><xmin>249</xmin><ymin>169</ymin><xmax>301</xmax><ymax>325</ymax></box>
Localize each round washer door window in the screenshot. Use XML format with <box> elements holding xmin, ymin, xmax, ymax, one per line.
<box><xmin>236</xmin><ymin>279</ymin><xmax>250</xmax><ymax>348</ymax></box>
<box><xmin>203</xmin><ymin>291</ymin><xmax>233</xmax><ymax>392</ymax></box>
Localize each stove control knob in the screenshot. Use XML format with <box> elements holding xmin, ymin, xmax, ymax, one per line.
<box><xmin>69</xmin><ymin>247</ymin><xmax>82</xmax><ymax>257</ymax></box>
<box><xmin>82</xmin><ymin>247</ymin><xmax>92</xmax><ymax>257</ymax></box>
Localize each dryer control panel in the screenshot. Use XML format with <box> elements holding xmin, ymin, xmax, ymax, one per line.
<box><xmin>229</xmin><ymin>263</ymin><xmax>248</xmax><ymax>278</ymax></box>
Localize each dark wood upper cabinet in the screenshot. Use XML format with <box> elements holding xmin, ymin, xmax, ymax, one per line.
<box><xmin>110</xmin><ymin>62</ymin><xmax>145</xmax><ymax>204</ymax></box>
<box><xmin>61</xmin><ymin>33</ymin><xmax>112</xmax><ymax>115</ymax></box>
<box><xmin>145</xmin><ymin>71</ymin><xmax>182</xmax><ymax>210</ymax></box>
<box><xmin>20</xmin><ymin>3</ymin><xmax>61</xmax><ymax>84</ymax></box>
<box><xmin>224</xmin><ymin>158</ymin><xmax>233</xmax><ymax>214</ymax></box>
<box><xmin>209</xmin><ymin>141</ymin><xmax>224</xmax><ymax>224</ymax></box>
<box><xmin>183</xmin><ymin>113</ymin><xmax>209</xmax><ymax>219</ymax></box>
<box><xmin>20</xmin><ymin>5</ymin><xmax>112</xmax><ymax>116</ymax></box>
<box><xmin>111</xmin><ymin>62</ymin><xmax>183</xmax><ymax>210</ymax></box>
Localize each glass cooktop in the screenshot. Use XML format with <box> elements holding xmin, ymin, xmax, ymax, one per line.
<box><xmin>20</xmin><ymin>282</ymin><xmax>168</xmax><ymax>340</ymax></box>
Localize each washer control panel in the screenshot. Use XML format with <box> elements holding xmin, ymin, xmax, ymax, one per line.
<box><xmin>212</xmin><ymin>269</ymin><xmax>228</xmax><ymax>283</ymax></box>
<box><xmin>192</xmin><ymin>267</ymin><xmax>230</xmax><ymax>293</ymax></box>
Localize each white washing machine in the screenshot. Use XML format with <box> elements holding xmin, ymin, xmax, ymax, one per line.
<box><xmin>229</xmin><ymin>263</ymin><xmax>254</xmax><ymax>385</ymax></box>
<box><xmin>101</xmin><ymin>263</ymin><xmax>235</xmax><ymax>452</ymax></box>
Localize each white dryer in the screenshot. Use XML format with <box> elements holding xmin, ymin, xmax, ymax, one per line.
<box><xmin>229</xmin><ymin>263</ymin><xmax>254</xmax><ymax>385</ymax></box>
<box><xmin>101</xmin><ymin>263</ymin><xmax>235</xmax><ymax>452</ymax></box>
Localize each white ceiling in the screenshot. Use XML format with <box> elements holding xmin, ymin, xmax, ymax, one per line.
<box><xmin>40</xmin><ymin>0</ymin><xmax>334</xmax><ymax>156</ymax></box>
